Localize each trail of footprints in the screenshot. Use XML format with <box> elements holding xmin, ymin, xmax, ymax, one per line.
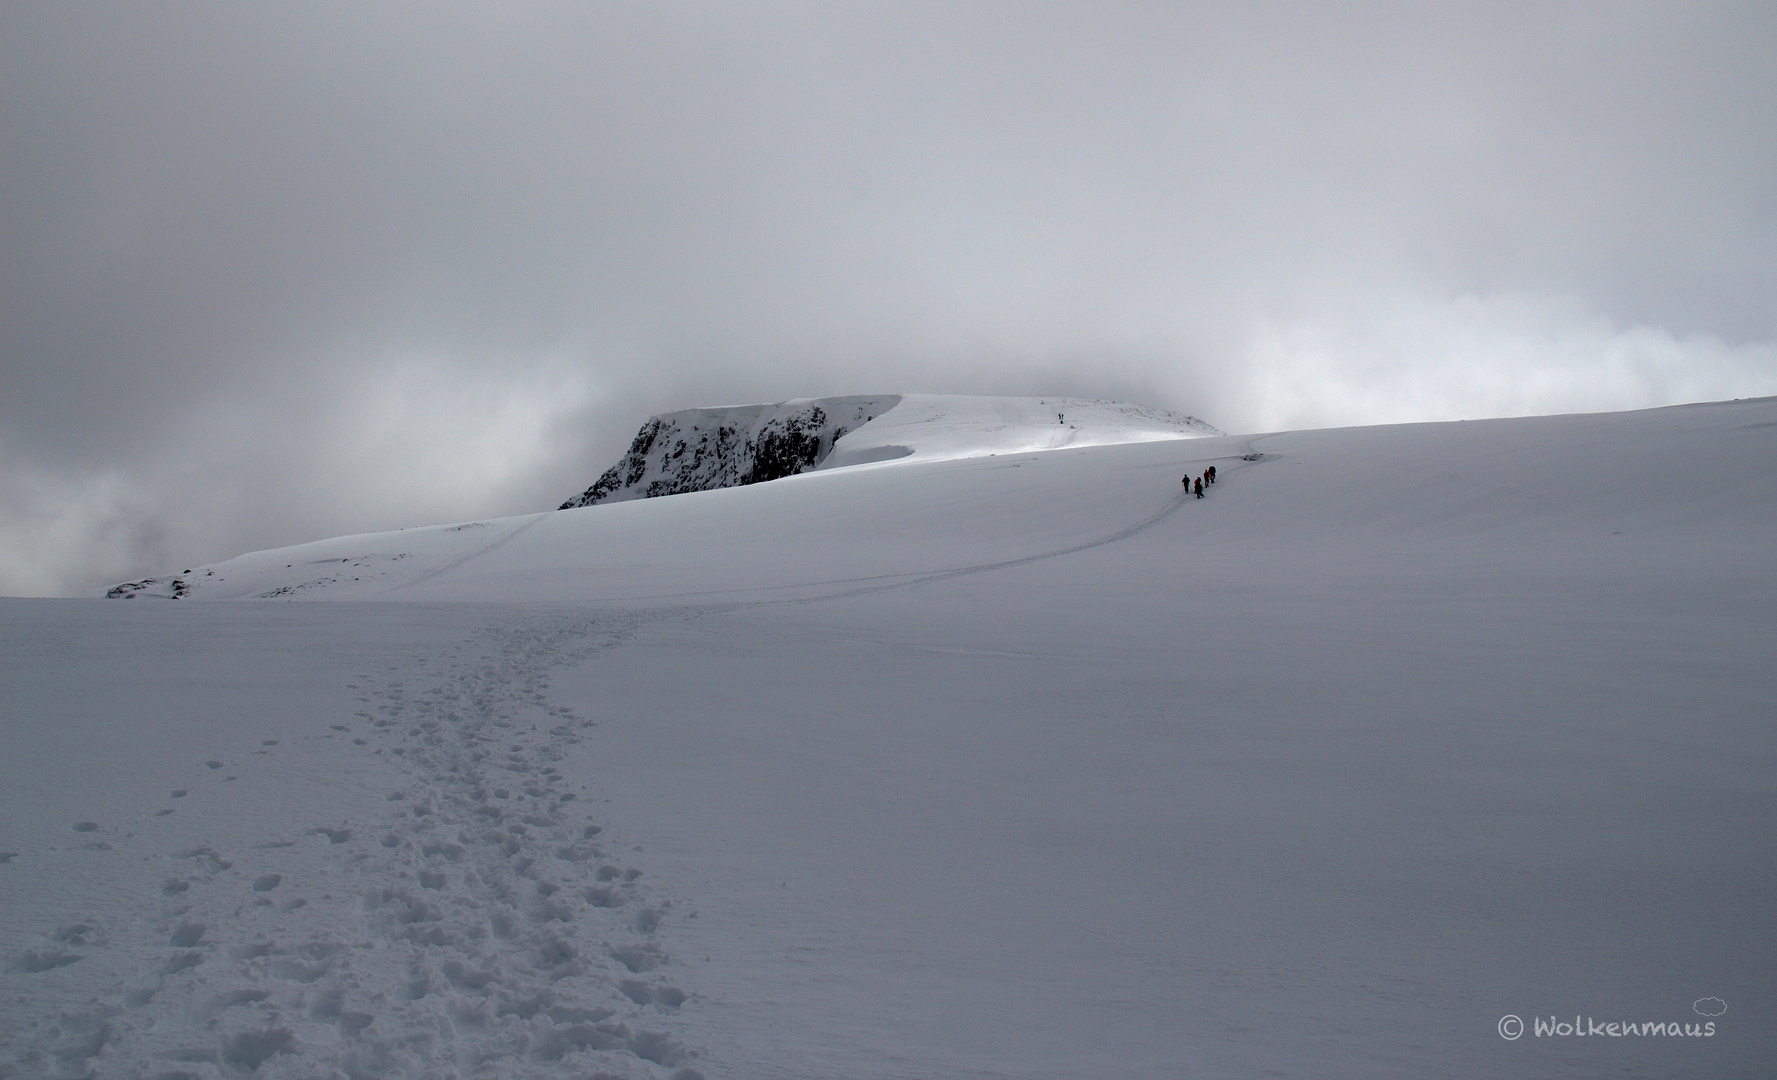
<box><xmin>9</xmin><ymin>614</ymin><xmax>705</xmax><ymax>1080</ymax></box>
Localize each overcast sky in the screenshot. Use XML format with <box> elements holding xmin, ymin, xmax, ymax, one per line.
<box><xmin>4</xmin><ymin>2</ymin><xmax>1775</xmax><ymax>595</ymax></box>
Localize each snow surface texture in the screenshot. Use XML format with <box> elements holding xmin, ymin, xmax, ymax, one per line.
<box><xmin>6</xmin><ymin>397</ymin><xmax>1776</xmax><ymax>1078</ymax></box>
<box><xmin>2</xmin><ymin>608</ymin><xmax>695</xmax><ymax>1080</ymax></box>
<box><xmin>556</xmin><ymin>395</ymin><xmax>1217</xmax><ymax>509</ymax></box>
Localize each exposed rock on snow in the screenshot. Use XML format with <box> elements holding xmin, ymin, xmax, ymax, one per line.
<box><xmin>560</xmin><ymin>394</ymin><xmax>1219</xmax><ymax>509</ymax></box>
<box><xmin>559</xmin><ymin>397</ymin><xmax>900</xmax><ymax>508</ymax></box>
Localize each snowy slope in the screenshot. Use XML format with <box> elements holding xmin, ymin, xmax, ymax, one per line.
<box><xmin>6</xmin><ymin>397</ymin><xmax>1776</xmax><ymax>1080</ymax></box>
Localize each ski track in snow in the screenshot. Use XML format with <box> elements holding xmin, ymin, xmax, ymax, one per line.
<box><xmin>383</xmin><ymin>516</ymin><xmax>547</xmax><ymax>598</ymax></box>
<box><xmin>802</xmin><ymin>448</ymin><xmax>1261</xmax><ymax>603</ymax></box>
<box><xmin>6</xmin><ymin>612</ymin><xmax>707</xmax><ymax>1080</ymax></box>
<box><xmin>594</xmin><ymin>446</ymin><xmax>1264</xmax><ymax>609</ymax></box>
<box><xmin>790</xmin><ymin>488</ymin><xmax>1194</xmax><ymax>604</ymax></box>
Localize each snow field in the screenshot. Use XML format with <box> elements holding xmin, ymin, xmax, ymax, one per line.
<box><xmin>551</xmin><ymin>401</ymin><xmax>1776</xmax><ymax>1079</ymax></box>
<box><xmin>5</xmin><ymin>395</ymin><xmax>1775</xmax><ymax>1078</ymax></box>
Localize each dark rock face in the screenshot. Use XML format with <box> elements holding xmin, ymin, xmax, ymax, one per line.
<box><xmin>560</xmin><ymin>396</ymin><xmax>898</xmax><ymax>508</ymax></box>
<box><xmin>574</xmin><ymin>419</ymin><xmax>666</xmax><ymax>506</ymax></box>
<box><xmin>744</xmin><ymin>406</ymin><xmax>827</xmax><ymax>485</ymax></box>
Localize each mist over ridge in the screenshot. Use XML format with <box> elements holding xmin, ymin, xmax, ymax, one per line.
<box><xmin>4</xmin><ymin>3</ymin><xmax>1776</xmax><ymax>594</ymax></box>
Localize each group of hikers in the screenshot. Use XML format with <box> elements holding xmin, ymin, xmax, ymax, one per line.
<box><xmin>1183</xmin><ymin>464</ymin><xmax>1216</xmax><ymax>498</ymax></box>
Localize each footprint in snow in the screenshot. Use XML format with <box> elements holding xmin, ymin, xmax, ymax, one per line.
<box><xmin>40</xmin><ymin>616</ymin><xmax>696</xmax><ymax>1078</ymax></box>
<box><xmin>619</xmin><ymin>980</ymin><xmax>689</xmax><ymax>1010</ymax></box>
<box><xmin>7</xmin><ymin>949</ymin><xmax>83</xmax><ymax>973</ymax></box>
<box><xmin>54</xmin><ymin>922</ymin><xmax>104</xmax><ymax>946</ymax></box>
<box><xmin>169</xmin><ymin>921</ymin><xmax>205</xmax><ymax>947</ymax></box>
<box><xmin>178</xmin><ymin>846</ymin><xmax>231</xmax><ymax>872</ymax></box>
<box><xmin>221</xmin><ymin>1028</ymin><xmax>294</xmax><ymax>1071</ymax></box>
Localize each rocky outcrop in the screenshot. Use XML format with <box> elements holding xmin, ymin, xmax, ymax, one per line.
<box><xmin>559</xmin><ymin>396</ymin><xmax>900</xmax><ymax>508</ymax></box>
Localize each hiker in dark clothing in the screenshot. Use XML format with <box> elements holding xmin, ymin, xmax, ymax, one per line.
<box><xmin>1208</xmin><ymin>465</ymin><xmax>1216</xmax><ymax>483</ymax></box>
<box><xmin>1193</xmin><ymin>477</ymin><xmax>1204</xmax><ymax>498</ymax></box>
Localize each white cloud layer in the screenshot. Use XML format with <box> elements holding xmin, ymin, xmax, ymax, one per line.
<box><xmin>2</xmin><ymin>359</ymin><xmax>603</xmax><ymax>596</ymax></box>
<box><xmin>3</xmin><ymin>3</ymin><xmax>1775</xmax><ymax>593</ymax></box>
<box><xmin>1236</xmin><ymin>294</ymin><xmax>1777</xmax><ymax>432</ymax></box>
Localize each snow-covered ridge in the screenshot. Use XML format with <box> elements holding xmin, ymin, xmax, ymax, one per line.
<box><xmin>559</xmin><ymin>396</ymin><xmax>900</xmax><ymax>507</ymax></box>
<box><xmin>103</xmin><ymin>394</ymin><xmax>1221</xmax><ymax>601</ymax></box>
<box><xmin>561</xmin><ymin>394</ymin><xmax>1219</xmax><ymax>508</ymax></box>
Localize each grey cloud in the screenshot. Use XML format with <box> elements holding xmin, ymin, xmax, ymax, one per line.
<box><xmin>3</xmin><ymin>2</ymin><xmax>1775</xmax><ymax>593</ymax></box>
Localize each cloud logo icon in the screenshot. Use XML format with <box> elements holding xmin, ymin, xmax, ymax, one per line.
<box><xmin>1693</xmin><ymin>997</ymin><xmax>1727</xmax><ymax>1017</ymax></box>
